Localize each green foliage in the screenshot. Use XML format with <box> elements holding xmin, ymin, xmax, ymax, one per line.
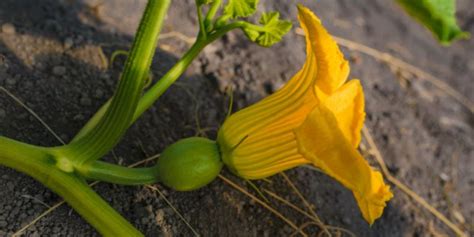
<box><xmin>223</xmin><ymin>0</ymin><xmax>259</xmax><ymax>19</ymax></box>
<box><xmin>396</xmin><ymin>0</ymin><xmax>469</xmax><ymax>45</ymax></box>
<box><xmin>154</xmin><ymin>137</ymin><xmax>223</xmax><ymax>191</ymax></box>
<box><xmin>243</xmin><ymin>12</ymin><xmax>292</xmax><ymax>47</ymax></box>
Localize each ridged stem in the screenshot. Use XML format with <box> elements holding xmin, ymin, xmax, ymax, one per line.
<box><xmin>0</xmin><ymin>136</ymin><xmax>142</xmax><ymax>236</ymax></box>
<box><xmin>62</xmin><ymin>0</ymin><xmax>171</xmax><ymax>163</ymax></box>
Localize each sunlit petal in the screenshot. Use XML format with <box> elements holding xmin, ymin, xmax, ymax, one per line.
<box><xmin>317</xmin><ymin>79</ymin><xmax>365</xmax><ymax>147</ymax></box>
<box><xmin>295</xmin><ymin>105</ymin><xmax>393</xmax><ymax>224</ymax></box>
<box><xmin>297</xmin><ymin>5</ymin><xmax>350</xmax><ymax>94</ymax></box>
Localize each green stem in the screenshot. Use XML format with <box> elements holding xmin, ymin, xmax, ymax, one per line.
<box><xmin>80</xmin><ymin>161</ymin><xmax>159</xmax><ymax>185</ymax></box>
<box><xmin>63</xmin><ymin>0</ymin><xmax>171</xmax><ymax>162</ymax></box>
<box><xmin>196</xmin><ymin>0</ymin><xmax>207</xmax><ymax>39</ymax></box>
<box><xmin>0</xmin><ymin>136</ymin><xmax>142</xmax><ymax>236</ymax></box>
<box><xmin>204</xmin><ymin>0</ymin><xmax>222</xmax><ymax>29</ymax></box>
<box><xmin>66</xmin><ymin>24</ymin><xmax>245</xmax><ymax>185</ymax></box>
<box><xmin>134</xmin><ymin>38</ymin><xmax>207</xmax><ymax>120</ymax></box>
<box><xmin>72</xmin><ymin>23</ymin><xmax>243</xmax><ymax>143</ymax></box>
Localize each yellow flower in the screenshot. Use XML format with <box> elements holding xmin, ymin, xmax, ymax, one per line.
<box><xmin>217</xmin><ymin>5</ymin><xmax>393</xmax><ymax>224</ymax></box>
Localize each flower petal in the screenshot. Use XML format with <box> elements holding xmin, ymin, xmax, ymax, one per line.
<box><xmin>316</xmin><ymin>79</ymin><xmax>365</xmax><ymax>147</ymax></box>
<box><xmin>294</xmin><ymin>105</ymin><xmax>393</xmax><ymax>224</ymax></box>
<box><xmin>297</xmin><ymin>5</ymin><xmax>350</xmax><ymax>94</ymax></box>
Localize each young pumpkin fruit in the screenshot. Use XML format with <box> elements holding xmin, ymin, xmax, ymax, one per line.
<box><xmin>154</xmin><ymin>137</ymin><xmax>223</xmax><ymax>191</ymax></box>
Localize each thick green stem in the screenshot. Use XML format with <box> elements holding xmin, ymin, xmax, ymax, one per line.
<box><xmin>72</xmin><ymin>23</ymin><xmax>243</xmax><ymax>143</ymax></box>
<box><xmin>79</xmin><ymin>161</ymin><xmax>159</xmax><ymax>185</ymax></box>
<box><xmin>0</xmin><ymin>136</ymin><xmax>142</xmax><ymax>236</ymax></box>
<box><xmin>64</xmin><ymin>25</ymin><xmax>244</xmax><ymax>187</ymax></box>
<box><xmin>70</xmin><ymin>40</ymin><xmax>205</xmax><ymax>142</ymax></box>
<box><xmin>63</xmin><ymin>0</ymin><xmax>171</xmax><ymax>162</ymax></box>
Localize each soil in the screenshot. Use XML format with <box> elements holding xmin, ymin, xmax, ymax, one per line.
<box><xmin>1</xmin><ymin>0</ymin><xmax>473</xmax><ymax>236</ymax></box>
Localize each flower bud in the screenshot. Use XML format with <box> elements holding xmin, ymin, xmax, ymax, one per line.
<box><xmin>154</xmin><ymin>137</ymin><xmax>222</xmax><ymax>191</ymax></box>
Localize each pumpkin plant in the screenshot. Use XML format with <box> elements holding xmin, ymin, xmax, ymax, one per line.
<box><xmin>0</xmin><ymin>0</ymin><xmax>294</xmax><ymax>235</ymax></box>
<box><xmin>6</xmin><ymin>0</ymin><xmax>455</xmax><ymax>235</ymax></box>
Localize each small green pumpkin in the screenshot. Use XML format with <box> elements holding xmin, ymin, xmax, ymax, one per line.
<box><xmin>154</xmin><ymin>137</ymin><xmax>222</xmax><ymax>191</ymax></box>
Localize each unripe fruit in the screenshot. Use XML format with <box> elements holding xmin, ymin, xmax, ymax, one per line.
<box><xmin>154</xmin><ymin>137</ymin><xmax>222</xmax><ymax>191</ymax></box>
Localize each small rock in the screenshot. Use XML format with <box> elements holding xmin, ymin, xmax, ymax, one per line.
<box><xmin>35</xmin><ymin>62</ymin><xmax>45</xmax><ymax>70</ymax></box>
<box><xmin>439</xmin><ymin>116</ymin><xmax>470</xmax><ymax>130</ymax></box>
<box><xmin>64</xmin><ymin>38</ymin><xmax>74</xmax><ymax>49</ymax></box>
<box><xmin>439</xmin><ymin>172</ymin><xmax>450</xmax><ymax>182</ymax></box>
<box><xmin>6</xmin><ymin>181</ymin><xmax>15</xmax><ymax>190</ymax></box>
<box><xmin>94</xmin><ymin>88</ymin><xmax>104</xmax><ymax>98</ymax></box>
<box><xmin>1</xmin><ymin>23</ymin><xmax>16</xmax><ymax>35</ymax></box>
<box><xmin>6</xmin><ymin>77</ymin><xmax>16</xmax><ymax>86</ymax></box>
<box><xmin>73</xmin><ymin>114</ymin><xmax>85</xmax><ymax>121</ymax></box>
<box><xmin>52</xmin><ymin>66</ymin><xmax>66</xmax><ymax>76</ymax></box>
<box><xmin>1</xmin><ymin>174</ymin><xmax>8</xmax><ymax>180</ymax></box>
<box><xmin>80</xmin><ymin>95</ymin><xmax>92</xmax><ymax>106</ymax></box>
<box><xmin>155</xmin><ymin>209</ymin><xmax>165</xmax><ymax>224</ymax></box>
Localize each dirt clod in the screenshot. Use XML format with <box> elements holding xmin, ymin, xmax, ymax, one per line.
<box><xmin>1</xmin><ymin>23</ymin><xmax>15</xmax><ymax>35</ymax></box>
<box><xmin>52</xmin><ymin>66</ymin><xmax>66</xmax><ymax>76</ymax></box>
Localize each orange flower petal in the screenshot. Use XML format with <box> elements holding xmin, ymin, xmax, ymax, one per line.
<box><xmin>316</xmin><ymin>79</ymin><xmax>365</xmax><ymax>147</ymax></box>
<box><xmin>294</xmin><ymin>105</ymin><xmax>393</xmax><ymax>224</ymax></box>
<box><xmin>297</xmin><ymin>5</ymin><xmax>350</xmax><ymax>95</ymax></box>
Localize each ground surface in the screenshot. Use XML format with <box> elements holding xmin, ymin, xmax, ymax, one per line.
<box><xmin>0</xmin><ymin>0</ymin><xmax>473</xmax><ymax>236</ymax></box>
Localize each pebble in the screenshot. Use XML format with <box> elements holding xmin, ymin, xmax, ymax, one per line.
<box><xmin>52</xmin><ymin>66</ymin><xmax>66</xmax><ymax>76</ymax></box>
<box><xmin>64</xmin><ymin>38</ymin><xmax>74</xmax><ymax>49</ymax></box>
<box><xmin>6</xmin><ymin>181</ymin><xmax>15</xmax><ymax>190</ymax></box>
<box><xmin>73</xmin><ymin>114</ymin><xmax>85</xmax><ymax>121</ymax></box>
<box><xmin>155</xmin><ymin>210</ymin><xmax>164</xmax><ymax>225</ymax></box>
<box><xmin>342</xmin><ymin>216</ymin><xmax>352</xmax><ymax>225</ymax></box>
<box><xmin>439</xmin><ymin>172</ymin><xmax>450</xmax><ymax>182</ymax></box>
<box><xmin>80</xmin><ymin>95</ymin><xmax>92</xmax><ymax>106</ymax></box>
<box><xmin>439</xmin><ymin>116</ymin><xmax>470</xmax><ymax>130</ymax></box>
<box><xmin>1</xmin><ymin>23</ymin><xmax>16</xmax><ymax>35</ymax></box>
<box><xmin>94</xmin><ymin>88</ymin><xmax>104</xmax><ymax>98</ymax></box>
<box><xmin>6</xmin><ymin>77</ymin><xmax>16</xmax><ymax>86</ymax></box>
